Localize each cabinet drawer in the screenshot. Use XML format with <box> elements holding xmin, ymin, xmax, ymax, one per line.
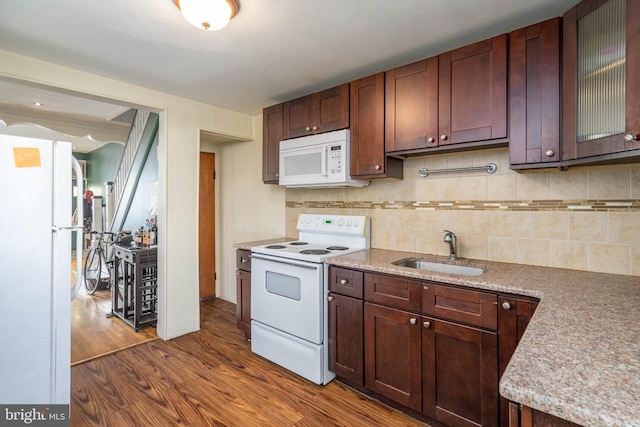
<box><xmin>114</xmin><ymin>246</ymin><xmax>134</xmax><ymax>263</ymax></box>
<box><xmin>364</xmin><ymin>273</ymin><xmax>421</xmax><ymax>312</ymax></box>
<box><xmin>422</xmin><ymin>283</ymin><xmax>497</xmax><ymax>330</ymax></box>
<box><xmin>236</xmin><ymin>249</ymin><xmax>252</xmax><ymax>272</ymax></box>
<box><xmin>329</xmin><ymin>266</ymin><xmax>364</xmax><ymax>298</ymax></box>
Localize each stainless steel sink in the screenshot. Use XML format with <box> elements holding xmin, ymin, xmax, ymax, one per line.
<box><xmin>391</xmin><ymin>257</ymin><xmax>485</xmax><ymax>276</ymax></box>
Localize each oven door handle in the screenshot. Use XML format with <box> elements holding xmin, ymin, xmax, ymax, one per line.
<box><xmin>251</xmin><ymin>253</ymin><xmax>320</xmax><ymax>270</ymax></box>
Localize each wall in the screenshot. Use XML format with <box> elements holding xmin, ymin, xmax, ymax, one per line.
<box><xmin>286</xmin><ymin>148</ymin><xmax>640</xmax><ymax>277</ymax></box>
<box><xmin>122</xmin><ymin>134</ymin><xmax>158</xmax><ymax>233</ymax></box>
<box><xmin>0</xmin><ymin>49</ymin><xmax>255</xmax><ymax>340</ymax></box>
<box><xmin>86</xmin><ymin>142</ymin><xmax>124</xmax><ymax>196</ymax></box>
<box><xmin>202</xmin><ymin>114</ymin><xmax>286</xmax><ymax>303</ymax></box>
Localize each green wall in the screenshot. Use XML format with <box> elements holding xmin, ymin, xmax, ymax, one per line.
<box><xmin>86</xmin><ymin>142</ymin><xmax>124</xmax><ymax>196</ymax></box>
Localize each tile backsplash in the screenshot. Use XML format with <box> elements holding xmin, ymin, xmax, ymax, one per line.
<box><xmin>285</xmin><ymin>148</ymin><xmax>640</xmax><ymax>276</ymax></box>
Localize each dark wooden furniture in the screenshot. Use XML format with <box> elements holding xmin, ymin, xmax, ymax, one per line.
<box><xmin>282</xmin><ymin>83</ymin><xmax>349</xmax><ymax>139</ymax></box>
<box><xmin>509</xmin><ymin>18</ymin><xmax>562</xmax><ymax>169</ymax></box>
<box><xmin>562</xmin><ymin>0</ymin><xmax>640</xmax><ymax>164</ymax></box>
<box><xmin>349</xmin><ymin>73</ymin><xmax>402</xmax><ymax>179</ymax></box>
<box><xmin>439</xmin><ymin>35</ymin><xmax>508</xmax><ymax>147</ymax></box>
<box><xmin>235</xmin><ymin>249</ymin><xmax>251</xmax><ymax>339</ymax></box>
<box><xmin>385</xmin><ymin>35</ymin><xmax>508</xmax><ymax>156</ymax></box>
<box><xmin>263</xmin><ymin>2</ymin><xmax>640</xmax><ymax>174</ymax></box>
<box><xmin>385</xmin><ymin>57</ymin><xmax>439</xmax><ymax>153</ymax></box>
<box><xmin>262</xmin><ymin>103</ymin><xmax>283</xmax><ymax>183</ymax></box>
<box><xmin>328</xmin><ymin>265</ymin><xmax>540</xmax><ymax>427</ymax></box>
<box><xmin>499</xmin><ymin>296</ymin><xmax>539</xmax><ymax>427</ymax></box>
<box><xmin>327</xmin><ymin>266</ymin><xmax>364</xmax><ymax>386</ymax></box>
<box><xmin>421</xmin><ymin>280</ymin><xmax>499</xmax><ymax>427</ymax></box>
<box><xmin>510</xmin><ymin>404</ymin><xmax>582</xmax><ymax>427</ymax></box>
<box><xmin>364</xmin><ymin>274</ymin><xmax>422</xmax><ymax>411</ymax></box>
<box><xmin>109</xmin><ymin>244</ymin><xmax>158</xmax><ymax>332</ymax></box>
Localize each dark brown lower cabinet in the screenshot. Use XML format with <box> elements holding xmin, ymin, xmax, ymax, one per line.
<box><xmin>423</xmin><ymin>317</ymin><xmax>499</xmax><ymax>427</ymax></box>
<box><xmin>235</xmin><ymin>249</ymin><xmax>251</xmax><ymax>339</ymax></box>
<box><xmin>364</xmin><ymin>303</ymin><xmax>422</xmax><ymax>411</ymax></box>
<box><xmin>235</xmin><ymin>269</ymin><xmax>251</xmax><ymax>339</ymax></box>
<box><xmin>499</xmin><ymin>296</ymin><xmax>539</xmax><ymax>427</ymax></box>
<box><xmin>328</xmin><ymin>293</ymin><xmax>364</xmax><ymax>385</ymax></box>
<box><xmin>329</xmin><ymin>267</ymin><xmax>539</xmax><ymax>427</ymax></box>
<box><xmin>515</xmin><ymin>405</ymin><xmax>582</xmax><ymax>427</ymax></box>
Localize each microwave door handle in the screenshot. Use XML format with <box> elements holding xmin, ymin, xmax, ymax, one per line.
<box><xmin>322</xmin><ymin>145</ymin><xmax>328</xmax><ymax>176</ymax></box>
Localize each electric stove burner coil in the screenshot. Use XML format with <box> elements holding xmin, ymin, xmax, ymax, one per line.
<box><xmin>326</xmin><ymin>246</ymin><xmax>349</xmax><ymax>251</ymax></box>
<box><xmin>289</xmin><ymin>241</ymin><xmax>308</xmax><ymax>246</ymax></box>
<box><xmin>265</xmin><ymin>245</ymin><xmax>287</xmax><ymax>249</ymax></box>
<box><xmin>299</xmin><ymin>249</ymin><xmax>331</xmax><ymax>255</ymax></box>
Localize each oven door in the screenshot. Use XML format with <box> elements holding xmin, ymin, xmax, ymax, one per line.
<box><xmin>251</xmin><ymin>253</ymin><xmax>323</xmax><ymax>344</ymax></box>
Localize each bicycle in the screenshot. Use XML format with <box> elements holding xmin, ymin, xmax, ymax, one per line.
<box><xmin>83</xmin><ymin>230</ymin><xmax>132</xmax><ymax>295</ymax></box>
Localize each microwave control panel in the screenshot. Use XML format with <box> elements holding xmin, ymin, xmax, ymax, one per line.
<box><xmin>329</xmin><ymin>145</ymin><xmax>342</xmax><ymax>174</ymax></box>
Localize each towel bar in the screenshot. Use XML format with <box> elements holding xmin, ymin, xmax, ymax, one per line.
<box><xmin>418</xmin><ymin>163</ymin><xmax>497</xmax><ymax>178</ymax></box>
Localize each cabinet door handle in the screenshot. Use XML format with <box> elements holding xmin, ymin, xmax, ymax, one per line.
<box><xmin>545</xmin><ymin>150</ymin><xmax>555</xmax><ymax>157</ymax></box>
<box><xmin>312</xmin><ymin>126</ymin><xmax>319</xmax><ymax>131</ymax></box>
<box><xmin>305</xmin><ymin>126</ymin><xmax>311</xmax><ymax>131</ymax></box>
<box><xmin>427</xmin><ymin>137</ymin><xmax>435</xmax><ymax>143</ymax></box>
<box><xmin>374</xmin><ymin>165</ymin><xmax>381</xmax><ymax>170</ymax></box>
<box><xmin>409</xmin><ymin>318</ymin><xmax>417</xmax><ymax>325</ymax></box>
<box><xmin>502</xmin><ymin>302</ymin><xmax>511</xmax><ymax>310</ymax></box>
<box><xmin>440</xmin><ymin>134</ymin><xmax>448</xmax><ymax>141</ymax></box>
<box><xmin>328</xmin><ymin>295</ymin><xmax>334</xmax><ymax>302</ymax></box>
<box><xmin>423</xmin><ymin>321</ymin><xmax>431</xmax><ymax>328</ymax></box>
<box><xmin>340</xmin><ymin>279</ymin><xmax>348</xmax><ymax>285</ymax></box>
<box><xmin>625</xmin><ymin>134</ymin><xmax>639</xmax><ymax>142</ymax></box>
<box><xmin>235</xmin><ymin>269</ymin><xmax>240</xmax><ymax>276</ymax></box>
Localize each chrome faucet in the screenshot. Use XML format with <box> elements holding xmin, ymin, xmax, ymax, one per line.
<box><xmin>443</xmin><ymin>230</ymin><xmax>457</xmax><ymax>260</ymax></box>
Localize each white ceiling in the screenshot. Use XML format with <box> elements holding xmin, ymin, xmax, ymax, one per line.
<box><xmin>0</xmin><ymin>0</ymin><xmax>580</xmax><ymax>139</ymax></box>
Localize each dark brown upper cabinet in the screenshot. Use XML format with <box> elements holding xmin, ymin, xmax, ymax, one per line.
<box><xmin>439</xmin><ymin>35</ymin><xmax>508</xmax><ymax>146</ymax></box>
<box><xmin>282</xmin><ymin>83</ymin><xmax>349</xmax><ymax>139</ymax></box>
<box><xmin>385</xmin><ymin>57</ymin><xmax>439</xmax><ymax>153</ymax></box>
<box><xmin>509</xmin><ymin>18</ymin><xmax>562</xmax><ymax>169</ymax></box>
<box><xmin>562</xmin><ymin>0</ymin><xmax>640</xmax><ymax>164</ymax></box>
<box><xmin>385</xmin><ymin>35</ymin><xmax>508</xmax><ymax>156</ymax></box>
<box><xmin>262</xmin><ymin>103</ymin><xmax>283</xmax><ymax>183</ymax></box>
<box><xmin>350</xmin><ymin>73</ymin><xmax>403</xmax><ymax>179</ymax></box>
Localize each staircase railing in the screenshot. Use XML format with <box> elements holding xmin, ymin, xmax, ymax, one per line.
<box><xmin>106</xmin><ymin>109</ymin><xmax>150</xmax><ymax>231</ymax></box>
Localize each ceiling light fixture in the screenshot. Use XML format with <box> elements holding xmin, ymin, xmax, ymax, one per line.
<box><xmin>176</xmin><ymin>0</ymin><xmax>240</xmax><ymax>31</ymax></box>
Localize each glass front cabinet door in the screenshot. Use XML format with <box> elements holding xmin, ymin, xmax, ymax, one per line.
<box><xmin>562</xmin><ymin>0</ymin><xmax>640</xmax><ymax>162</ymax></box>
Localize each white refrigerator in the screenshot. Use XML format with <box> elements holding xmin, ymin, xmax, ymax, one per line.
<box><xmin>0</xmin><ymin>134</ymin><xmax>84</xmax><ymax>406</ymax></box>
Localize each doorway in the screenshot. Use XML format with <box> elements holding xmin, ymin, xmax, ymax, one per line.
<box><xmin>199</xmin><ymin>151</ymin><xmax>216</xmax><ymax>299</ymax></box>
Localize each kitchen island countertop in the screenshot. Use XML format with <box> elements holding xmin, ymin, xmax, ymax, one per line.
<box><xmin>326</xmin><ymin>248</ymin><xmax>640</xmax><ymax>427</ymax></box>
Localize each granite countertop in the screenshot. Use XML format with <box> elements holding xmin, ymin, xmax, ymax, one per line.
<box><xmin>326</xmin><ymin>248</ymin><xmax>640</xmax><ymax>427</ymax></box>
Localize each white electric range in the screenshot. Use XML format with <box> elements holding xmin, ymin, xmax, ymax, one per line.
<box><xmin>250</xmin><ymin>213</ymin><xmax>370</xmax><ymax>385</ymax></box>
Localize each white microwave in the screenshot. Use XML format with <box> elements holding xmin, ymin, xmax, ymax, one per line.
<box><xmin>278</xmin><ymin>129</ymin><xmax>370</xmax><ymax>188</ymax></box>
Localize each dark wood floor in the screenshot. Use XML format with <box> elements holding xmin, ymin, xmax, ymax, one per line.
<box><xmin>70</xmin><ymin>298</ymin><xmax>425</xmax><ymax>426</ymax></box>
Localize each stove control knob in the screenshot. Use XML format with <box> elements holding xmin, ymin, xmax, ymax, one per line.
<box><xmin>337</xmin><ymin>219</ymin><xmax>344</xmax><ymax>227</ymax></box>
<box><xmin>354</xmin><ymin>219</ymin><xmax>360</xmax><ymax>227</ymax></box>
<box><xmin>347</xmin><ymin>219</ymin><xmax>352</xmax><ymax>227</ymax></box>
